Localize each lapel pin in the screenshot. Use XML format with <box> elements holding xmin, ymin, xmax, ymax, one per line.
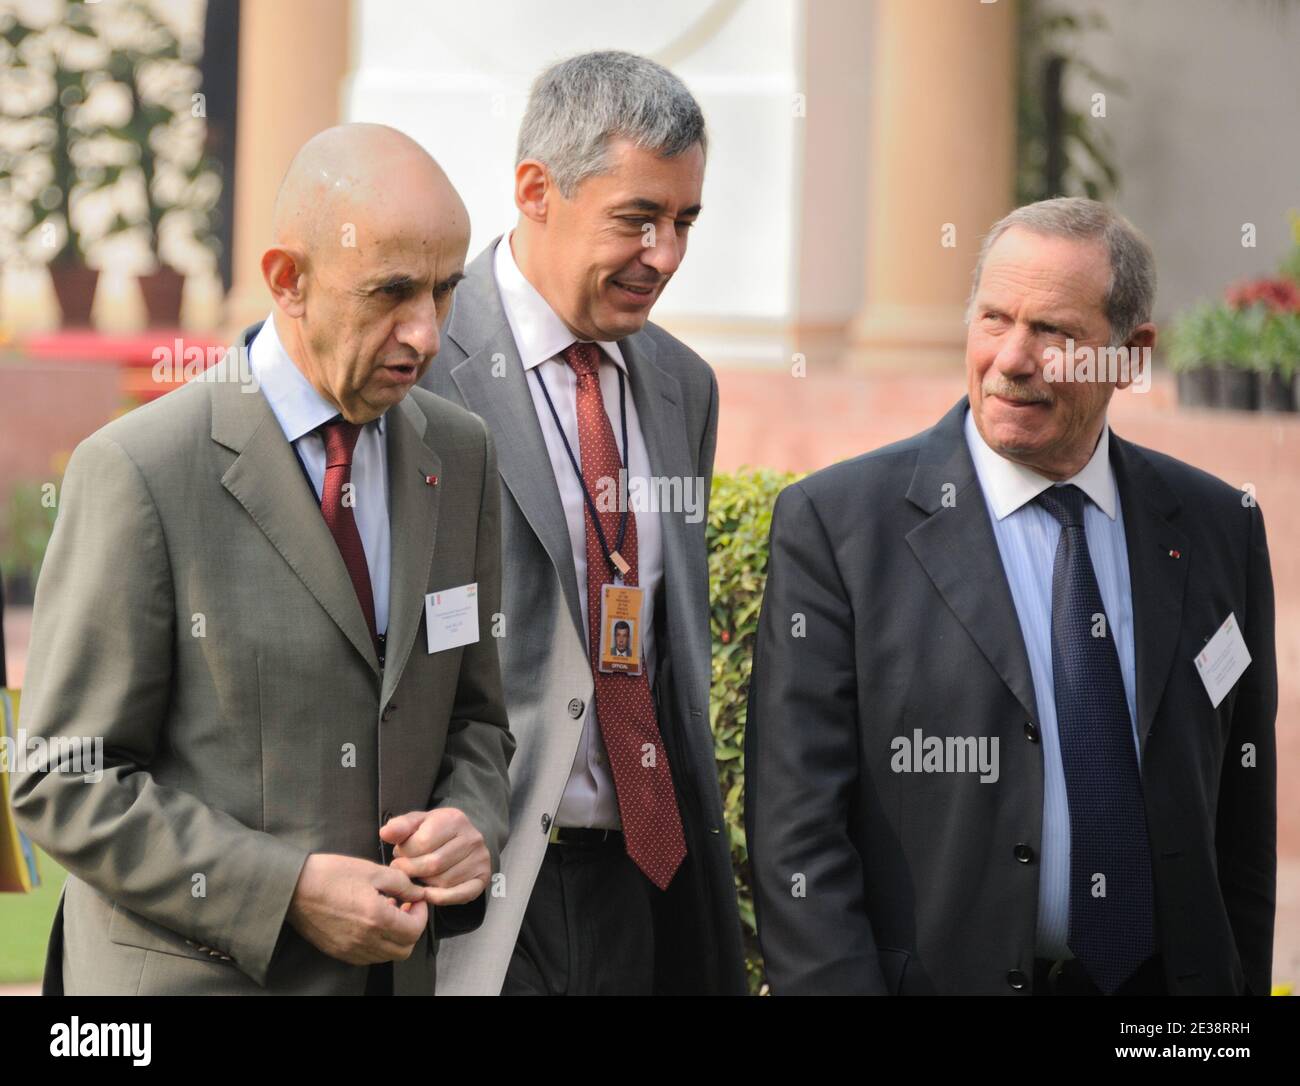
<box><xmin>425</xmin><ymin>474</ymin><xmax>438</xmax><ymax>488</ymax></box>
<box><xmin>1168</xmin><ymin>549</ymin><xmax>1180</xmax><ymax>559</ymax></box>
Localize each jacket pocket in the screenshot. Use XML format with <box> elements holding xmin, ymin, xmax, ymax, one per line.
<box><xmin>108</xmin><ymin>902</ymin><xmax>233</xmax><ymax>966</ymax></box>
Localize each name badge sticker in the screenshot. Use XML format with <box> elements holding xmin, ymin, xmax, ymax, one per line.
<box><xmin>1193</xmin><ymin>612</ymin><xmax>1251</xmax><ymax>709</ymax></box>
<box><xmin>425</xmin><ymin>582</ymin><xmax>480</xmax><ymax>655</ymax></box>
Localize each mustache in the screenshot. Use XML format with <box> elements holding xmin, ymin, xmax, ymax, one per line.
<box><xmin>379</xmin><ymin>353</ymin><xmax>424</xmax><ymax>367</ymax></box>
<box><xmin>983</xmin><ymin>379</ymin><xmax>1052</xmax><ymax>405</ymax></box>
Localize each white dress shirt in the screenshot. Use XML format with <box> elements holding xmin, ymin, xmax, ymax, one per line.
<box><xmin>963</xmin><ymin>408</ymin><xmax>1138</xmax><ymax>960</ymax></box>
<box><xmin>248</xmin><ymin>315</ymin><xmax>391</xmax><ymax>636</ymax></box>
<box><xmin>494</xmin><ymin>233</ymin><xmax>664</xmax><ymax>829</ymax></box>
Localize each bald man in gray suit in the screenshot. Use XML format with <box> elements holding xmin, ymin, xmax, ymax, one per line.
<box><xmin>14</xmin><ymin>125</ymin><xmax>514</xmax><ymax>996</ymax></box>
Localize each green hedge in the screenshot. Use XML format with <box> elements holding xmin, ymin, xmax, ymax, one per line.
<box><xmin>706</xmin><ymin>468</ymin><xmax>800</xmax><ymax>994</ymax></box>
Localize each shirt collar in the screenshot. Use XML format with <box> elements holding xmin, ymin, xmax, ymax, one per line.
<box><xmin>963</xmin><ymin>406</ymin><xmax>1117</xmax><ymax>521</ymax></box>
<box><xmin>248</xmin><ymin>314</ymin><xmax>384</xmax><ymax>444</ymax></box>
<box><xmin>493</xmin><ymin>232</ymin><xmax>626</xmax><ymax>373</ymax></box>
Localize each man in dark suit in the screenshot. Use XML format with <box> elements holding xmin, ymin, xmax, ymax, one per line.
<box><xmin>422</xmin><ymin>50</ymin><xmax>744</xmax><ymax>995</ymax></box>
<box><xmin>746</xmin><ymin>197</ymin><xmax>1276</xmax><ymax>996</ymax></box>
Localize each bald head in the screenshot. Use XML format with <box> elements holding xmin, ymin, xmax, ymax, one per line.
<box><xmin>260</xmin><ymin>123</ymin><xmax>471</xmax><ymax>424</ymax></box>
<box><xmin>272</xmin><ymin>123</ymin><xmax>465</xmax><ymax>252</ymax></box>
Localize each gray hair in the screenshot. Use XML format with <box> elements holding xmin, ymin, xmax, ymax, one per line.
<box><xmin>966</xmin><ymin>197</ymin><xmax>1157</xmax><ymax>345</ymax></box>
<box><xmin>517</xmin><ymin>50</ymin><xmax>707</xmax><ymax>198</ymax></box>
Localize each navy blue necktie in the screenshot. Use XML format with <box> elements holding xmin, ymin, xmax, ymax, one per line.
<box><xmin>1036</xmin><ymin>484</ymin><xmax>1154</xmax><ymax>993</ymax></box>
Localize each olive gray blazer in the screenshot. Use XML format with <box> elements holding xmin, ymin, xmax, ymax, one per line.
<box><xmin>12</xmin><ymin>330</ymin><xmax>514</xmax><ymax>995</ymax></box>
<box><xmin>421</xmin><ymin>241</ymin><xmax>746</xmax><ymax>994</ymax></box>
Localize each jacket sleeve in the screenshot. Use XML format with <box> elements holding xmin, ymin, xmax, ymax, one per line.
<box><xmin>1215</xmin><ymin>498</ymin><xmax>1277</xmax><ymax>995</ymax></box>
<box><xmin>744</xmin><ymin>481</ymin><xmax>886</xmax><ymax>994</ymax></box>
<box><xmin>427</xmin><ymin>421</ymin><xmax>515</xmax><ymax>937</ymax></box>
<box><xmin>10</xmin><ymin>433</ymin><xmax>309</xmax><ymax>986</ymax></box>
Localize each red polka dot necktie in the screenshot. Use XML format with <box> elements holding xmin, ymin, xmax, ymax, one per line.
<box><xmin>561</xmin><ymin>341</ymin><xmax>686</xmax><ymax>890</ymax></box>
<box><xmin>319</xmin><ymin>417</ymin><xmax>377</xmax><ymax>647</ymax></box>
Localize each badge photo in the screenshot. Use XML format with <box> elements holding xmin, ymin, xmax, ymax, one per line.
<box><xmin>598</xmin><ymin>583</ymin><xmax>643</xmax><ymax>675</ymax></box>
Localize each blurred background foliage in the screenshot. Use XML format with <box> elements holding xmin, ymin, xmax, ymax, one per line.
<box><xmin>706</xmin><ymin>467</ymin><xmax>799</xmax><ymax>994</ymax></box>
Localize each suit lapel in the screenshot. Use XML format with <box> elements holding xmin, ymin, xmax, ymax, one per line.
<box><xmin>452</xmin><ymin>336</ymin><xmax>584</xmax><ymax>643</ymax></box>
<box><xmin>381</xmin><ymin>396</ymin><xmax>442</xmax><ymax>705</ymax></box>
<box><xmin>905</xmin><ymin>399</ymin><xmax>1040</xmax><ymax>725</ymax></box>
<box><xmin>622</xmin><ymin>332</ymin><xmax>697</xmax><ymax>684</ymax></box>
<box><xmin>447</xmin><ymin>256</ymin><xmax>585</xmax><ymax>643</ymax></box>
<box><xmin>1110</xmin><ymin>434</ymin><xmax>1188</xmax><ymax>754</ymax></box>
<box><xmin>210</xmin><ymin>366</ymin><xmax>380</xmax><ymax>675</ymax></box>
<box><xmin>622</xmin><ymin>332</ymin><xmax>691</xmax><ymax>496</ymax></box>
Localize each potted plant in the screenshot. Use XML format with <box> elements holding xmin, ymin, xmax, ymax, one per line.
<box><xmin>1270</xmin><ymin>222</ymin><xmax>1300</xmax><ymax>408</ymax></box>
<box><xmin>1258</xmin><ymin>316</ymin><xmax>1300</xmax><ymax>418</ymax></box>
<box><xmin>41</xmin><ymin>58</ymin><xmax>103</xmax><ymax>327</ymax></box>
<box><xmin>4</xmin><ymin>0</ymin><xmax>128</xmax><ymax>327</ymax></box>
<box><xmin>1225</xmin><ymin>276</ymin><xmax>1300</xmax><ymax>413</ymax></box>
<box><xmin>101</xmin><ymin>0</ymin><xmax>202</xmax><ymax>327</ymax></box>
<box><xmin>1293</xmin><ymin>322</ymin><xmax>1300</xmax><ymax>412</ymax></box>
<box><xmin>1213</xmin><ymin>303</ymin><xmax>1262</xmax><ymax>412</ymax></box>
<box><xmin>1167</xmin><ymin>302</ymin><xmax>1218</xmax><ymax>408</ymax></box>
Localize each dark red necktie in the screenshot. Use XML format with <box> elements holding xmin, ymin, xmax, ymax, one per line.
<box><xmin>562</xmin><ymin>342</ymin><xmax>686</xmax><ymax>891</ymax></box>
<box><xmin>318</xmin><ymin>417</ymin><xmax>377</xmax><ymax>644</ymax></box>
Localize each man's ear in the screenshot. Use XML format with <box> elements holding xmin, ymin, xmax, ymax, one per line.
<box><xmin>1115</xmin><ymin>321</ymin><xmax>1157</xmax><ymax>390</ymax></box>
<box><xmin>514</xmin><ymin>159</ymin><xmax>551</xmax><ymax>224</ymax></box>
<box><xmin>261</xmin><ymin>246</ymin><xmax>309</xmax><ymax>318</ymax></box>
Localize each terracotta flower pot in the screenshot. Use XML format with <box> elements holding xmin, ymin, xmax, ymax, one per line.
<box><xmin>48</xmin><ymin>259</ymin><xmax>100</xmax><ymax>327</ymax></box>
<box><xmin>138</xmin><ymin>265</ymin><xmax>186</xmax><ymax>327</ymax></box>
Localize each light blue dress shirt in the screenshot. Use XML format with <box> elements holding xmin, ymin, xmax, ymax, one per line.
<box><xmin>963</xmin><ymin>408</ymin><xmax>1138</xmax><ymax>959</ymax></box>
<box><xmin>247</xmin><ymin>315</ymin><xmax>391</xmax><ymax>636</ymax></box>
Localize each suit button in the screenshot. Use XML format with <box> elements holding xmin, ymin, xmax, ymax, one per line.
<box><xmin>1007</xmin><ymin>969</ymin><xmax>1029</xmax><ymax>991</ymax></box>
<box><xmin>382</xmin><ymin>703</ymin><xmax>398</xmax><ymax>722</ymax></box>
<box><xmin>1024</xmin><ymin>721</ymin><xmax>1039</xmax><ymax>742</ymax></box>
<box><xmin>1014</xmin><ymin>843</ymin><xmax>1035</xmax><ymax>864</ymax></box>
<box><xmin>540</xmin><ymin>813</ymin><xmax>552</xmax><ymax>833</ymax></box>
<box><xmin>568</xmin><ymin>698</ymin><xmax>584</xmax><ymax>719</ymax></box>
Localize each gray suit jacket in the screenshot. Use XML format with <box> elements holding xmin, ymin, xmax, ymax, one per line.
<box><xmin>746</xmin><ymin>398</ymin><xmax>1276</xmax><ymax>995</ymax></box>
<box><xmin>12</xmin><ymin>329</ymin><xmax>515</xmax><ymax>994</ymax></box>
<box><xmin>420</xmin><ymin>239</ymin><xmax>746</xmax><ymax>994</ymax></box>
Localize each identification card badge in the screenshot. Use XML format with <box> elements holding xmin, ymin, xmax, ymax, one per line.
<box><xmin>598</xmin><ymin>582</ymin><xmax>643</xmax><ymax>675</ymax></box>
<box><xmin>425</xmin><ymin>582</ymin><xmax>480</xmax><ymax>654</ymax></box>
<box><xmin>1193</xmin><ymin>612</ymin><xmax>1251</xmax><ymax>709</ymax></box>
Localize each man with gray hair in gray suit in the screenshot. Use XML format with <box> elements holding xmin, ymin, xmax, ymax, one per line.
<box><xmin>422</xmin><ymin>50</ymin><xmax>745</xmax><ymax>995</ymax></box>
